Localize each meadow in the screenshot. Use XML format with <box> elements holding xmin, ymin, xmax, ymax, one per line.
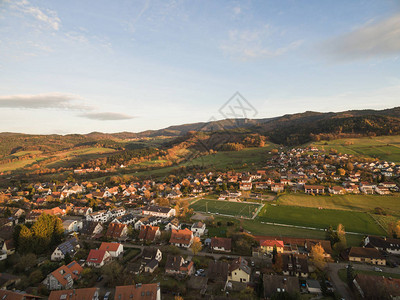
<box><xmin>309</xmin><ymin>135</ymin><xmax>400</xmax><ymax>162</ymax></box>
<box><xmin>256</xmin><ymin>204</ymin><xmax>386</xmax><ymax>235</ymax></box>
<box><xmin>277</xmin><ymin>193</ymin><xmax>400</xmax><ymax>217</ymax></box>
<box><xmin>211</xmin><ymin>215</ymin><xmax>363</xmax><ymax>247</ymax></box>
<box><xmin>190</xmin><ymin>199</ymin><xmax>262</xmax><ymax>218</ymax></box>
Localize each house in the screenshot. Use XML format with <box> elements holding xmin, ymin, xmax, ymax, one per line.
<box><xmin>210</xmin><ymin>237</ymin><xmax>232</xmax><ymax>252</ymax></box>
<box><xmin>228</xmin><ymin>257</ymin><xmax>251</xmax><ymax>283</ymax></box>
<box><xmin>271</xmin><ymin>183</ymin><xmax>284</xmax><ymax>193</ymax></box>
<box><xmin>43</xmin><ymin>261</ymin><xmax>83</xmax><ymax>290</ymax></box>
<box><xmin>260</xmin><ymin>239</ymin><xmax>284</xmax><ymax>254</ymax></box>
<box><xmin>328</xmin><ymin>186</ymin><xmax>346</xmax><ymax>195</ymax></box>
<box><xmin>62</xmin><ymin>218</ymin><xmax>83</xmax><ymax>233</ymax></box>
<box><xmin>106</xmin><ymin>223</ymin><xmax>128</xmax><ymax>240</ymax></box>
<box><xmin>141</xmin><ymin>248</ymin><xmax>162</xmax><ymax>273</ymax></box>
<box><xmin>191</xmin><ymin>221</ymin><xmax>206</xmax><ymax>237</ymax></box>
<box><xmin>138</xmin><ymin>226</ymin><xmax>161</xmax><ymax>243</ymax></box>
<box><xmin>207</xmin><ymin>260</ymin><xmax>229</xmax><ymax>283</ymax></box>
<box><xmin>86</xmin><ymin>249</ymin><xmax>111</xmax><ymax>268</ymax></box>
<box><xmin>281</xmin><ymin>254</ymin><xmax>309</xmax><ymax>277</ymax></box>
<box><xmin>81</xmin><ymin>221</ymin><xmax>103</xmax><ymax>238</ymax></box>
<box><xmin>112</xmin><ymin>213</ymin><xmax>137</xmax><ymax>225</ymax></box>
<box><xmin>0</xmin><ymin>290</ymin><xmax>41</xmax><ymax>300</ymax></box>
<box><xmin>364</xmin><ymin>235</ymin><xmax>400</xmax><ymax>255</ymax></box>
<box><xmin>169</xmin><ymin>228</ymin><xmax>193</xmax><ymax>248</ymax></box>
<box><xmin>114</xmin><ymin>283</ymin><xmax>161</xmax><ymax>300</ymax></box>
<box><xmin>306</xmin><ymin>279</ymin><xmax>322</xmax><ymax>294</ymax></box>
<box><xmin>263</xmin><ymin>275</ymin><xmax>300</xmax><ymax>299</ymax></box>
<box><xmin>304</xmin><ymin>239</ymin><xmax>332</xmax><ymax>258</ymax></box>
<box><xmin>165</xmin><ymin>255</ymin><xmax>194</xmax><ymax>276</ymax></box>
<box><xmin>165</xmin><ymin>218</ymin><xmax>180</xmax><ymax>231</ymax></box>
<box><xmin>99</xmin><ymin>242</ymin><xmax>123</xmax><ymax>257</ymax></box>
<box><xmin>359</xmin><ymin>182</ymin><xmax>376</xmax><ymax>194</ymax></box>
<box><xmin>86</xmin><ymin>210</ymin><xmax>108</xmax><ymax>223</ymax></box>
<box><xmin>239</xmin><ymin>182</ymin><xmax>252</xmax><ymax>191</ymax></box>
<box><xmin>353</xmin><ymin>273</ymin><xmax>400</xmax><ymax>299</ymax></box>
<box><xmin>349</xmin><ymin>247</ymin><xmax>386</xmax><ymax>265</ymax></box>
<box><xmin>0</xmin><ymin>273</ymin><xmax>21</xmax><ymax>289</ymax></box>
<box><xmin>51</xmin><ymin>238</ymin><xmax>80</xmax><ymax>261</ymax></box>
<box><xmin>304</xmin><ymin>185</ymin><xmax>325</xmax><ymax>194</ymax></box>
<box><xmin>72</xmin><ymin>207</ymin><xmax>92</xmax><ymax>216</ymax></box>
<box><xmin>48</xmin><ymin>288</ymin><xmax>99</xmax><ymax>300</ymax></box>
<box><xmin>142</xmin><ymin>205</ymin><xmax>175</xmax><ymax>218</ymax></box>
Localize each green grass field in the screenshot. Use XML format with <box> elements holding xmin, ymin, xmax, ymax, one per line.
<box><xmin>0</xmin><ymin>159</ymin><xmax>40</xmax><ymax>172</ymax></box>
<box><xmin>190</xmin><ymin>199</ymin><xmax>261</xmax><ymax>218</ymax></box>
<box><xmin>257</xmin><ymin>204</ymin><xmax>386</xmax><ymax>235</ymax></box>
<box><xmin>309</xmin><ymin>135</ymin><xmax>400</xmax><ymax>162</ymax></box>
<box><xmin>211</xmin><ymin>215</ymin><xmax>363</xmax><ymax>246</ymax></box>
<box><xmin>277</xmin><ymin>194</ymin><xmax>400</xmax><ymax>217</ymax></box>
<box><xmin>182</xmin><ymin>145</ymin><xmax>276</xmax><ymax>170</ymax></box>
<box><xmin>338</xmin><ymin>269</ymin><xmax>400</xmax><ymax>282</ymax></box>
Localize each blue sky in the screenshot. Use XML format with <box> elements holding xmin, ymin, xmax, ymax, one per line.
<box><xmin>0</xmin><ymin>0</ymin><xmax>399</xmax><ymax>134</ymax></box>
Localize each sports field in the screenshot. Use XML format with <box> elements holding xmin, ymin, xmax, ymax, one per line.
<box><xmin>190</xmin><ymin>199</ymin><xmax>262</xmax><ymax>218</ymax></box>
<box><xmin>257</xmin><ymin>204</ymin><xmax>386</xmax><ymax>235</ymax></box>
<box><xmin>277</xmin><ymin>194</ymin><xmax>400</xmax><ymax>217</ymax></box>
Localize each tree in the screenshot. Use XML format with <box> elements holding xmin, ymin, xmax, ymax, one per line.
<box><xmin>272</xmin><ymin>245</ymin><xmax>278</xmax><ymax>264</ymax></box>
<box><xmin>337</xmin><ymin>168</ymin><xmax>346</xmax><ymax>176</ymax></box>
<box><xmin>346</xmin><ymin>263</ymin><xmax>355</xmax><ymax>289</ymax></box>
<box><xmin>272</xmin><ymin>253</ymin><xmax>283</xmax><ymax>273</ymax></box>
<box><xmin>18</xmin><ymin>225</ymin><xmax>33</xmax><ymax>253</ymax></box>
<box><xmin>190</xmin><ymin>237</ymin><xmax>202</xmax><ymax>255</ymax></box>
<box><xmin>334</xmin><ymin>223</ymin><xmax>347</xmax><ymax>252</ymax></box>
<box><xmin>310</xmin><ymin>243</ymin><xmax>326</xmax><ymax>271</ymax></box>
<box><xmin>346</xmin><ymin>162</ymin><xmax>354</xmax><ymax>171</ymax></box>
<box><xmin>392</xmin><ymin>220</ymin><xmax>400</xmax><ymax>238</ymax></box>
<box><xmin>64</xmin><ymin>252</ymin><xmax>72</xmax><ymax>265</ymax></box>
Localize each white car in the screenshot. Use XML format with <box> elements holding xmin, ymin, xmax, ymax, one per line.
<box><xmin>374</xmin><ymin>267</ymin><xmax>383</xmax><ymax>272</ymax></box>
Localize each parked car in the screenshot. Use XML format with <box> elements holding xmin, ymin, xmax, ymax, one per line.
<box><xmin>374</xmin><ymin>267</ymin><xmax>383</xmax><ymax>272</ymax></box>
<box><xmin>104</xmin><ymin>292</ymin><xmax>111</xmax><ymax>300</ymax></box>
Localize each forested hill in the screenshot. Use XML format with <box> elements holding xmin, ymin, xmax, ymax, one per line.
<box><xmin>1</xmin><ymin>107</ymin><xmax>400</xmax><ymax>156</ymax></box>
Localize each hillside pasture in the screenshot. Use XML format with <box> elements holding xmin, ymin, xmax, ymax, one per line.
<box><xmin>190</xmin><ymin>199</ymin><xmax>261</xmax><ymax>218</ymax></box>
<box><xmin>257</xmin><ymin>204</ymin><xmax>385</xmax><ymax>235</ymax></box>
<box><xmin>277</xmin><ymin>194</ymin><xmax>400</xmax><ymax>217</ymax></box>
<box><xmin>310</xmin><ymin>135</ymin><xmax>400</xmax><ymax>162</ymax></box>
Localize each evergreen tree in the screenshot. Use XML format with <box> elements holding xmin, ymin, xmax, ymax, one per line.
<box><xmin>18</xmin><ymin>225</ymin><xmax>33</xmax><ymax>253</ymax></box>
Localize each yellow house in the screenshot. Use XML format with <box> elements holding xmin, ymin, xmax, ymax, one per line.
<box><xmin>349</xmin><ymin>247</ymin><xmax>386</xmax><ymax>266</ymax></box>
<box><xmin>228</xmin><ymin>257</ymin><xmax>251</xmax><ymax>283</ymax></box>
<box><xmin>260</xmin><ymin>239</ymin><xmax>284</xmax><ymax>254</ymax></box>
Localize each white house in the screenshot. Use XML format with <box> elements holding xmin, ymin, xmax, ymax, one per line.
<box><xmin>142</xmin><ymin>205</ymin><xmax>176</xmax><ymax>218</ymax></box>
<box><xmin>98</xmin><ymin>242</ymin><xmax>124</xmax><ymax>258</ymax></box>
<box><xmin>191</xmin><ymin>221</ymin><xmax>206</xmax><ymax>237</ymax></box>
<box><xmin>51</xmin><ymin>238</ymin><xmax>80</xmax><ymax>261</ymax></box>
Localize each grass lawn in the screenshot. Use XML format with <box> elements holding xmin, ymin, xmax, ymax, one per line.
<box><xmin>338</xmin><ymin>268</ymin><xmax>400</xmax><ymax>283</ymax></box>
<box><xmin>211</xmin><ymin>215</ymin><xmax>363</xmax><ymax>246</ymax></box>
<box><xmin>190</xmin><ymin>199</ymin><xmax>261</xmax><ymax>218</ymax></box>
<box><xmin>309</xmin><ymin>135</ymin><xmax>400</xmax><ymax>162</ymax></box>
<box><xmin>277</xmin><ymin>193</ymin><xmax>400</xmax><ymax>217</ymax></box>
<box><xmin>257</xmin><ymin>204</ymin><xmax>385</xmax><ymax>235</ymax></box>
<box><xmin>11</xmin><ymin>150</ymin><xmax>43</xmax><ymax>157</ymax></box>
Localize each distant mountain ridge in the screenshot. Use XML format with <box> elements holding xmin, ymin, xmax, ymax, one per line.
<box><xmin>1</xmin><ymin>107</ymin><xmax>400</xmax><ymax>154</ymax></box>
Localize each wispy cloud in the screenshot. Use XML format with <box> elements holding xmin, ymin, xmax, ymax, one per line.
<box><xmin>220</xmin><ymin>25</ymin><xmax>303</xmax><ymax>60</ymax></box>
<box><xmin>6</xmin><ymin>0</ymin><xmax>61</xmax><ymax>31</ymax></box>
<box><xmin>80</xmin><ymin>112</ymin><xmax>134</xmax><ymax>121</ymax></box>
<box><xmin>0</xmin><ymin>93</ymin><xmax>92</xmax><ymax>110</ymax></box>
<box><xmin>322</xmin><ymin>13</ymin><xmax>400</xmax><ymax>61</ymax></box>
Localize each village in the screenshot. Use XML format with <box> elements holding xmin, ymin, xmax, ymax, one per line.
<box><xmin>0</xmin><ymin>147</ymin><xmax>400</xmax><ymax>299</ymax></box>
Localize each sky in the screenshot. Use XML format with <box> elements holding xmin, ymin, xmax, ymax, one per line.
<box><xmin>0</xmin><ymin>0</ymin><xmax>400</xmax><ymax>134</ymax></box>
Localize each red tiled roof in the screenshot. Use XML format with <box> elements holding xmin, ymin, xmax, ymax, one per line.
<box><xmin>48</xmin><ymin>288</ymin><xmax>98</xmax><ymax>300</ymax></box>
<box><xmin>260</xmin><ymin>239</ymin><xmax>284</xmax><ymax>248</ymax></box>
<box><xmin>99</xmin><ymin>242</ymin><xmax>121</xmax><ymax>252</ymax></box>
<box><xmin>115</xmin><ymin>284</ymin><xmax>159</xmax><ymax>300</ymax></box>
<box><xmin>169</xmin><ymin>228</ymin><xmax>192</xmax><ymax>245</ymax></box>
<box><xmin>86</xmin><ymin>249</ymin><xmax>107</xmax><ymax>264</ymax></box>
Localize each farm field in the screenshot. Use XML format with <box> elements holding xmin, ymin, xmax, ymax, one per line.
<box><xmin>256</xmin><ymin>204</ymin><xmax>386</xmax><ymax>235</ymax></box>
<box><xmin>190</xmin><ymin>199</ymin><xmax>261</xmax><ymax>218</ymax></box>
<box><xmin>277</xmin><ymin>194</ymin><xmax>400</xmax><ymax>217</ymax></box>
<box><xmin>182</xmin><ymin>145</ymin><xmax>276</xmax><ymax>170</ymax></box>
<box><xmin>309</xmin><ymin>135</ymin><xmax>400</xmax><ymax>162</ymax></box>
<box><xmin>0</xmin><ymin>158</ymin><xmax>40</xmax><ymax>172</ymax></box>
